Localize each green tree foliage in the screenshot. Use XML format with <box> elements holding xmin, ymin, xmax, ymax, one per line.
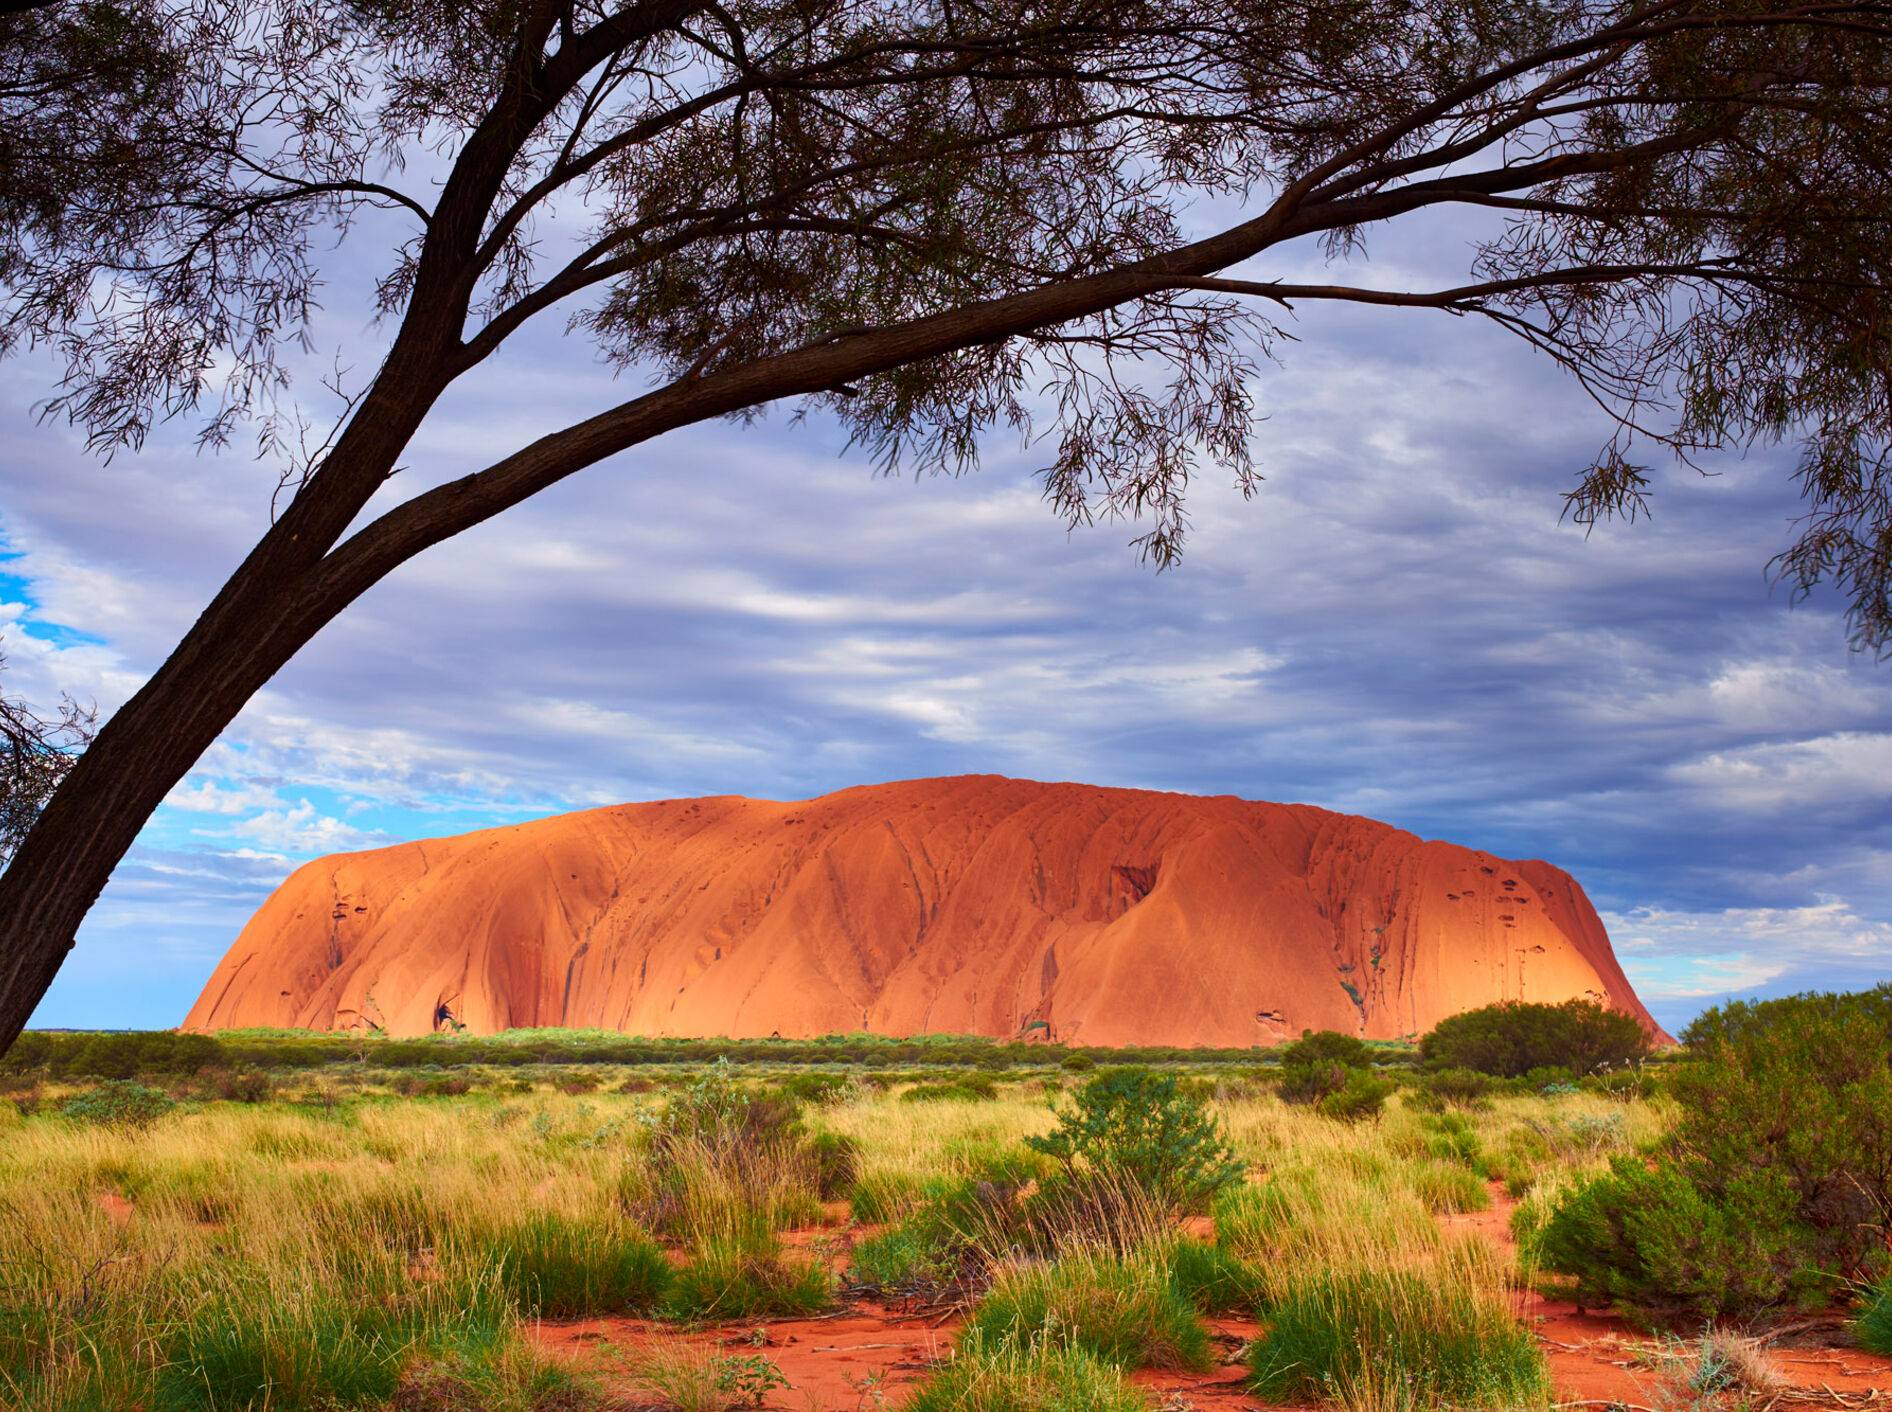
<box><xmin>1540</xmin><ymin>1160</ymin><xmax>1804</xmax><ymax>1320</ymax></box>
<box><xmin>1315</xmin><ymin>1068</ymin><xmax>1394</xmax><ymax>1124</ymax></box>
<box><xmin>1542</xmin><ymin>986</ymin><xmax>1892</xmax><ymax>1322</ymax></box>
<box><xmin>1279</xmin><ymin>1030</ymin><xmax>1370</xmax><ymax>1069</ymax></box>
<box><xmin>1026</xmin><ymin>1069</ymin><xmax>1244</xmax><ymax>1212</ymax></box>
<box><xmin>58</xmin><ymin>1079</ymin><xmax>175</xmax><ymax>1127</ymax></box>
<box><xmin>1420</xmin><ymin>1000</ymin><xmax>1651</xmax><ymax>1078</ymax></box>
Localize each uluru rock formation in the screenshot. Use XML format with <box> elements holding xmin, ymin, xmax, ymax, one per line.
<box><xmin>185</xmin><ymin>775</ymin><xmax>1662</xmax><ymax>1046</ymax></box>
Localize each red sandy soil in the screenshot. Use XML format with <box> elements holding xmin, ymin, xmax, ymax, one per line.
<box><xmin>526</xmin><ymin>1183</ymin><xmax>1892</xmax><ymax>1410</ymax></box>
<box><xmin>184</xmin><ymin>774</ymin><xmax>1662</xmax><ymax>1046</ymax></box>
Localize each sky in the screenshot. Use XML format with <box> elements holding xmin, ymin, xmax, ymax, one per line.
<box><xmin>2</xmin><ymin>199</ymin><xmax>1889</xmax><ymax>1038</ymax></box>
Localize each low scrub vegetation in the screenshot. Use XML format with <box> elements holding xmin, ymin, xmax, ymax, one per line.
<box><xmin>962</xmin><ymin>1249</ymin><xmax>1214</xmax><ymax>1372</ymax></box>
<box><xmin>1541</xmin><ymin>985</ymin><xmax>1892</xmax><ymax>1322</ymax></box>
<box><xmin>1247</xmin><ymin>1264</ymin><xmax>1550</xmax><ymax>1409</ymax></box>
<box><xmin>6</xmin><ymin>992</ymin><xmax>1886</xmax><ymax>1409</ymax></box>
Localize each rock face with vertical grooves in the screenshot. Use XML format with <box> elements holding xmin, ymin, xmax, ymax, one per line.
<box><xmin>183</xmin><ymin>775</ymin><xmax>1663</xmax><ymax>1045</ymax></box>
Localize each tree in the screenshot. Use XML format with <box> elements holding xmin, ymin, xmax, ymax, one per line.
<box><xmin>1420</xmin><ymin>999</ymin><xmax>1651</xmax><ymax>1077</ymax></box>
<box><xmin>0</xmin><ymin>650</ymin><xmax>96</xmax><ymax>868</ymax></box>
<box><xmin>1</xmin><ymin>0</ymin><xmax>1890</xmax><ymax>1050</ymax></box>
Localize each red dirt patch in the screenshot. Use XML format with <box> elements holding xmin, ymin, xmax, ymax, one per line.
<box><xmin>534</xmin><ymin>1303</ymin><xmax>957</xmax><ymax>1409</ymax></box>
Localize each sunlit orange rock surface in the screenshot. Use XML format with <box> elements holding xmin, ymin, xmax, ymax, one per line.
<box><xmin>184</xmin><ymin>775</ymin><xmax>1661</xmax><ymax>1045</ymax></box>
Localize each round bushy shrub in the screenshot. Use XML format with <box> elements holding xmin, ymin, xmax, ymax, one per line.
<box><xmin>1542</xmin><ymin>985</ymin><xmax>1892</xmax><ymax>1322</ymax></box>
<box><xmin>1540</xmin><ymin>1159</ymin><xmax>1803</xmax><ymax>1320</ymax></box>
<box><xmin>1025</xmin><ymin>1068</ymin><xmax>1243</xmax><ymax>1213</ymax></box>
<box><xmin>1420</xmin><ymin>999</ymin><xmax>1650</xmax><ymax>1078</ymax></box>
<box><xmin>1315</xmin><ymin>1068</ymin><xmax>1392</xmax><ymax>1123</ymax></box>
<box><xmin>59</xmin><ymin>1080</ymin><xmax>176</xmax><ymax>1128</ymax></box>
<box><xmin>1279</xmin><ymin>1030</ymin><xmax>1370</xmax><ymax>1069</ymax></box>
<box><xmin>1277</xmin><ymin>1058</ymin><xmax>1350</xmax><ymax>1106</ymax></box>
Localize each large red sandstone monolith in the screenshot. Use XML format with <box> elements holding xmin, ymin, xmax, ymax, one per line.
<box><xmin>184</xmin><ymin>775</ymin><xmax>1662</xmax><ymax>1046</ymax></box>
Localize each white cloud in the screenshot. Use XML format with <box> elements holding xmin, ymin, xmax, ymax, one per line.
<box><xmin>221</xmin><ymin>801</ymin><xmax>384</xmax><ymax>855</ymax></box>
<box><xmin>1668</xmin><ymin>732</ymin><xmax>1892</xmax><ymax>812</ymax></box>
<box><xmin>1605</xmin><ymin>897</ymin><xmax>1892</xmax><ymax>999</ymax></box>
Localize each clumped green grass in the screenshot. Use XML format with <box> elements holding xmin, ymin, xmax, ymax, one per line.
<box><xmin>1857</xmin><ymin>1278</ymin><xmax>1892</xmax><ymax>1356</ymax></box>
<box><xmin>1409</xmin><ymin>1158</ymin><xmax>1493</xmax><ymax>1214</ymax></box>
<box><xmin>1156</xmin><ymin>1234</ymin><xmax>1263</xmax><ymax>1314</ymax></box>
<box><xmin>963</xmin><ymin>1249</ymin><xmax>1213</xmax><ymax>1372</ymax></box>
<box><xmin>663</xmin><ymin>1216</ymin><xmax>833</xmax><ymax>1320</ymax></box>
<box><xmin>905</xmin><ymin>1335</ymin><xmax>1152</xmax><ymax>1412</ymax></box>
<box><xmin>484</xmin><ymin>1211</ymin><xmax>671</xmax><ymax>1316</ymax></box>
<box><xmin>1246</xmin><ymin>1266</ymin><xmax>1550</xmax><ymax>1411</ymax></box>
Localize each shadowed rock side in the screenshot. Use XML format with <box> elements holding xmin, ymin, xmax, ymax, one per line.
<box><xmin>184</xmin><ymin>775</ymin><xmax>1663</xmax><ymax>1046</ymax></box>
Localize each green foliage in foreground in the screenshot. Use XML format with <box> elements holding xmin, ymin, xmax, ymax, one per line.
<box><xmin>1860</xmin><ymin>1279</ymin><xmax>1892</xmax><ymax>1356</ymax></box>
<box><xmin>1540</xmin><ymin>1159</ymin><xmax>1802</xmax><ymax>1321</ymax></box>
<box><xmin>662</xmin><ymin>1225</ymin><xmax>833</xmax><ymax>1321</ymax></box>
<box><xmin>1420</xmin><ymin>999</ymin><xmax>1650</xmax><ymax>1078</ymax></box>
<box><xmin>963</xmin><ymin>1251</ymin><xmax>1214</xmax><ymax>1372</ymax></box>
<box><xmin>1026</xmin><ymin>1068</ymin><xmax>1243</xmax><ymax>1211</ymax></box>
<box><xmin>1543</xmin><ymin>985</ymin><xmax>1892</xmax><ymax>1322</ymax></box>
<box><xmin>905</xmin><ymin>1338</ymin><xmax>1149</xmax><ymax>1412</ymax></box>
<box><xmin>1246</xmin><ymin>1268</ymin><xmax>1550</xmax><ymax>1409</ymax></box>
<box><xmin>483</xmin><ymin>1212</ymin><xmax>671</xmax><ymax>1317</ymax></box>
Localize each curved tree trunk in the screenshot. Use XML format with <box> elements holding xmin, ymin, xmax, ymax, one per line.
<box><xmin>0</xmin><ymin>366</ymin><xmax>447</xmax><ymax>1052</ymax></box>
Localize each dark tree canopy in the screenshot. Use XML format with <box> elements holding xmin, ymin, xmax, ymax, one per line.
<box><xmin>0</xmin><ymin>0</ymin><xmax>1889</xmax><ymax>1049</ymax></box>
<box><xmin>1420</xmin><ymin>998</ymin><xmax>1652</xmax><ymax>1076</ymax></box>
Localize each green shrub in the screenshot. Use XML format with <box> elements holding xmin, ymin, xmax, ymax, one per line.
<box><xmin>59</xmin><ymin>1081</ymin><xmax>176</xmax><ymax>1128</ymax></box>
<box><xmin>1859</xmin><ymin>1278</ymin><xmax>1892</xmax><ymax>1356</ymax></box>
<box><xmin>1280</xmin><ymin>1030</ymin><xmax>1370</xmax><ymax>1069</ymax></box>
<box><xmin>1026</xmin><ymin>1069</ymin><xmax>1242</xmax><ymax>1213</ymax></box>
<box><xmin>964</xmin><ymin>1251</ymin><xmax>1212</xmax><ymax>1371</ymax></box>
<box><xmin>849</xmin><ymin>1222</ymin><xmax>966</xmax><ymax>1299</ymax></box>
<box><xmin>1246</xmin><ymin>1268</ymin><xmax>1549</xmax><ymax>1409</ymax></box>
<box><xmin>1541</xmin><ymin>985</ymin><xmax>1892</xmax><ymax>1322</ymax></box>
<box><xmin>1539</xmin><ymin>1157</ymin><xmax>1805</xmax><ymax>1320</ymax></box>
<box><xmin>486</xmin><ymin>1212</ymin><xmax>671</xmax><ymax>1316</ymax></box>
<box><xmin>1419</xmin><ymin>1067</ymin><xmax>1498</xmax><ymax>1107</ymax></box>
<box><xmin>775</xmin><ymin>1072</ymin><xmax>852</xmax><ymax>1106</ymax></box>
<box><xmin>1315</xmin><ymin>1067</ymin><xmax>1392</xmax><ymax>1123</ymax></box>
<box><xmin>1669</xmin><ymin>987</ymin><xmax>1892</xmax><ymax>1281</ymax></box>
<box><xmin>1420</xmin><ymin>999</ymin><xmax>1650</xmax><ymax>1077</ymax></box>
<box><xmin>905</xmin><ymin>1337</ymin><xmax>1149</xmax><ymax>1412</ymax></box>
<box><xmin>1277</xmin><ymin>1058</ymin><xmax>1349</xmax><ymax>1106</ymax></box>
<box><xmin>1058</xmin><ymin>1053</ymin><xmax>1096</xmax><ymax>1072</ymax></box>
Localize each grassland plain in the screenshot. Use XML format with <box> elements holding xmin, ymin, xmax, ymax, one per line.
<box><xmin>1</xmin><ymin>1040</ymin><xmax>1885</xmax><ymax>1412</ymax></box>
